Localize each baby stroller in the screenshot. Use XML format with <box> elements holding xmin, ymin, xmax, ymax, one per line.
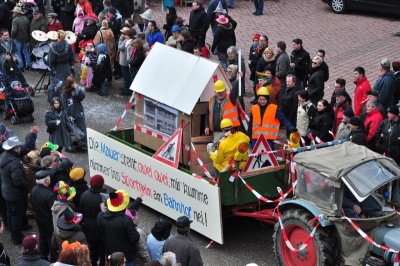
<box><xmin>2</xmin><ymin>80</ymin><xmax>35</xmax><ymax>124</ymax></box>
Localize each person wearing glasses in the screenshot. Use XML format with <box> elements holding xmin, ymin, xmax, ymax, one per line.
<box><xmin>307</xmin><ymin>56</ymin><xmax>325</xmax><ymax>106</ymax></box>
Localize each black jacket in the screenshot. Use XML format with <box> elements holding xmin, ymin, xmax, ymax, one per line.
<box><xmin>0</xmin><ymin>150</ymin><xmax>28</xmax><ymax>201</ymax></box>
<box><xmin>211</xmin><ymin>23</ymin><xmax>235</xmax><ymax>54</ymax></box>
<box><xmin>70</xmin><ymin>179</ymin><xmax>88</xmax><ymax>212</ymax></box>
<box><xmin>80</xmin><ymin>187</ymin><xmax>107</xmax><ymax>241</ymax></box>
<box><xmin>309</xmin><ymin>108</ymin><xmax>334</xmax><ymax>142</ymax></box>
<box><xmin>290</xmin><ymin>46</ymin><xmax>310</xmax><ymax>85</ymax></box>
<box><xmin>60</xmin><ymin>0</ymin><xmax>75</xmax><ymax>31</ymax></box>
<box><xmin>308</xmin><ymin>67</ymin><xmax>325</xmax><ymax>105</ymax></box>
<box><xmin>280</xmin><ymin>84</ymin><xmax>301</xmax><ymax>126</ymax></box>
<box><xmin>31</xmin><ymin>184</ymin><xmax>56</xmax><ymax>236</ymax></box>
<box><xmin>129</xmin><ymin>46</ymin><xmax>145</xmax><ymax>80</ymax></box>
<box><xmin>99</xmin><ymin>210</ymin><xmax>140</xmax><ymax>262</ymax></box>
<box><xmin>348</xmin><ymin>126</ymin><xmax>367</xmax><ymax>146</ymax></box>
<box><xmin>181</xmin><ymin>38</ymin><xmax>196</xmax><ymax>54</ymax></box>
<box><xmin>80</xmin><ymin>23</ymin><xmax>98</xmax><ymax>41</ymax></box>
<box><xmin>0</xmin><ymin>1</ymin><xmax>10</xmax><ymax>32</ymax></box>
<box><xmin>376</xmin><ymin>118</ymin><xmax>400</xmax><ymax>165</ymax></box>
<box><xmin>189</xmin><ymin>6</ymin><xmax>208</xmax><ymax>38</ymax></box>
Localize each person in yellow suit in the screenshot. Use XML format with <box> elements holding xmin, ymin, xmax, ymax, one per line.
<box><xmin>210</xmin><ymin>118</ymin><xmax>250</xmax><ymax>178</ymax></box>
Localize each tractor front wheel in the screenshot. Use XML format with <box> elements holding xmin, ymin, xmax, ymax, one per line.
<box><xmin>273</xmin><ymin>209</ymin><xmax>339</xmax><ymax>266</ymax></box>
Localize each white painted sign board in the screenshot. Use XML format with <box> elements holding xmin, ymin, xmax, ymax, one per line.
<box><xmin>87</xmin><ymin>128</ymin><xmax>223</xmax><ymax>244</ymax></box>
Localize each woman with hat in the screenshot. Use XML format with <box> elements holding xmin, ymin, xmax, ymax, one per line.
<box><xmin>50</xmin><ymin>208</ymin><xmax>86</xmax><ymax>261</ymax></box>
<box><xmin>211</xmin><ymin>14</ymin><xmax>235</xmax><ymax>71</ymax></box>
<box><xmin>77</xmin><ymin>13</ymin><xmax>98</xmax><ymax>45</ymax></box>
<box><xmin>165</xmin><ymin>25</ymin><xmax>182</xmax><ymax>50</ymax></box>
<box><xmin>100</xmin><ymin>190</ymin><xmax>140</xmax><ymax>266</ymax></box>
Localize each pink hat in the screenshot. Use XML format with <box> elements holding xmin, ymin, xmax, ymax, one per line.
<box><xmin>215</xmin><ymin>15</ymin><xmax>229</xmax><ymax>25</ymax></box>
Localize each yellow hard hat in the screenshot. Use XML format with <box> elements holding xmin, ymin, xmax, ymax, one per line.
<box><xmin>214</xmin><ymin>80</ymin><xmax>226</xmax><ymax>93</ymax></box>
<box><xmin>220</xmin><ymin>118</ymin><xmax>233</xmax><ymax>129</ymax></box>
<box><xmin>257</xmin><ymin>86</ymin><xmax>269</xmax><ymax>96</ymax></box>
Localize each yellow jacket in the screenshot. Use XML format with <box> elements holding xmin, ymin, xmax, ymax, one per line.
<box><xmin>210</xmin><ymin>131</ymin><xmax>250</xmax><ymax>172</ymax></box>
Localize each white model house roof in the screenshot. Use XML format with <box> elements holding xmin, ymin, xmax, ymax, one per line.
<box><xmin>130</xmin><ymin>43</ymin><xmax>230</xmax><ymax>115</ymax></box>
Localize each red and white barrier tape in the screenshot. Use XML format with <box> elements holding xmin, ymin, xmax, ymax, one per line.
<box><xmin>134</xmin><ymin>125</ymin><xmax>190</xmax><ymax>151</ymax></box>
<box><xmin>341</xmin><ymin>215</ymin><xmax>399</xmax><ymax>254</ymax></box>
<box><xmin>113</xmin><ymin>94</ymin><xmax>135</xmax><ymax>131</ymax></box>
<box><xmin>190</xmin><ymin>143</ymin><xmax>216</xmax><ymax>183</ymax></box>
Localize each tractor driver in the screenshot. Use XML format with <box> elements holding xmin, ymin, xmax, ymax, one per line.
<box><xmin>342</xmin><ymin>186</ymin><xmax>383</xmax><ymax>218</ymax></box>
<box><xmin>205</xmin><ymin>79</ymin><xmax>240</xmax><ymax>143</ymax></box>
<box><xmin>209</xmin><ymin>118</ymin><xmax>250</xmax><ymax>179</ymax></box>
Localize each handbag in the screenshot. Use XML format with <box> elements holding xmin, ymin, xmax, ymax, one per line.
<box><xmin>115</xmin><ymin>52</ymin><xmax>120</xmax><ymax>62</ymax></box>
<box><xmin>69</xmin><ymin>118</ymin><xmax>85</xmax><ymax>143</ymax></box>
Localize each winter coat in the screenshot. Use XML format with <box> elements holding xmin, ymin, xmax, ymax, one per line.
<box><xmin>51</xmin><ymin>200</ymin><xmax>75</xmax><ymax>232</ymax></box>
<box><xmin>30</xmin><ymin>14</ymin><xmax>47</xmax><ymax>49</ymax></box>
<box><xmin>134</xmin><ymin>227</ymin><xmax>151</xmax><ymax>266</ymax></box>
<box><xmin>373</xmin><ymin>70</ymin><xmax>396</xmax><ymax>109</ymax></box>
<box><xmin>309</xmin><ymin>108</ymin><xmax>334</xmax><ymax>142</ymax></box>
<box><xmin>14</xmin><ymin>253</ymin><xmax>50</xmax><ymax>266</ymax></box>
<box><xmin>163</xmin><ymin>234</ymin><xmax>203</xmax><ymax>266</ymax></box>
<box><xmin>181</xmin><ymin>38</ymin><xmax>196</xmax><ymax>54</ymax></box>
<box><xmin>11</xmin><ymin>14</ymin><xmax>30</xmax><ymax>43</ymax></box>
<box><xmin>280</xmin><ymin>84</ymin><xmax>301</xmax><ymax>127</ymax></box>
<box><xmin>307</xmin><ymin>67</ymin><xmax>325</xmax><ymax>106</ymax></box>
<box><xmin>256</xmin><ymin>55</ymin><xmax>276</xmax><ymax>74</ymax></box>
<box><xmin>354</xmin><ymin>76</ymin><xmax>371</xmax><ymax>116</ymax></box>
<box><xmin>72</xmin><ymin>17</ymin><xmax>84</xmax><ymax>35</ymax></box>
<box><xmin>48</xmin><ymin>40</ymin><xmax>74</xmax><ymax>81</ymax></box>
<box><xmin>211</xmin><ymin>23</ymin><xmax>235</xmax><ymax>54</ymax></box>
<box><xmin>166</xmin><ymin>35</ymin><xmax>183</xmax><ymax>50</ymax></box>
<box><xmin>336</xmin><ymin>122</ymin><xmax>351</xmax><ymax>140</ymax></box>
<box><xmin>100</xmin><ymin>210</ymin><xmax>140</xmax><ymax>262</ymax></box>
<box><xmin>31</xmin><ymin>184</ymin><xmax>56</xmax><ymax>236</ymax></box>
<box><xmin>80</xmin><ymin>187</ymin><xmax>107</xmax><ymax>241</ymax></box>
<box><xmin>60</xmin><ymin>0</ymin><xmax>75</xmax><ymax>31</ymax></box>
<box><xmin>147</xmin><ymin>234</ymin><xmax>166</xmax><ymax>260</ymax></box>
<box><xmin>45</xmin><ymin>109</ymin><xmax>74</xmax><ymax>149</ymax></box>
<box><xmin>394</xmin><ymin>71</ymin><xmax>400</xmax><ymax>105</ymax></box>
<box><xmin>376</xmin><ymin>118</ymin><xmax>400</xmax><ymax>165</ymax></box>
<box><xmin>60</xmin><ymin>87</ymin><xmax>86</xmax><ymax>140</ymax></box>
<box><xmin>51</xmin><ymin>226</ymin><xmax>87</xmax><ymax>253</ymax></box>
<box><xmin>320</xmin><ymin>61</ymin><xmax>329</xmax><ymax>82</ymax></box>
<box><xmin>189</xmin><ymin>6</ymin><xmax>208</xmax><ymax>38</ymax></box>
<box><xmin>80</xmin><ymin>23</ymin><xmax>97</xmax><ymax>41</ymax></box>
<box><xmin>118</xmin><ymin>38</ymin><xmax>133</xmax><ymax>66</ymax></box>
<box><xmin>364</xmin><ymin>108</ymin><xmax>383</xmax><ymax>144</ymax></box>
<box><xmin>0</xmin><ymin>2</ymin><xmax>10</xmax><ymax>31</ymax></box>
<box><xmin>48</xmin><ymin>19</ymin><xmax>63</xmax><ymax>32</ymax></box>
<box><xmin>290</xmin><ymin>46</ymin><xmax>310</xmax><ymax>86</ymax></box>
<box><xmin>93</xmin><ymin>27</ymin><xmax>116</xmax><ymax>60</ymax></box>
<box><xmin>297</xmin><ymin>101</ymin><xmax>316</xmax><ymax>137</ymax></box>
<box><xmin>0</xmin><ymin>150</ymin><xmax>28</xmax><ymax>201</ymax></box>
<box><xmin>332</xmin><ymin>101</ymin><xmax>352</xmax><ymax>134</ymax></box>
<box><xmin>275</xmin><ymin>50</ymin><xmax>290</xmax><ymax>84</ymax></box>
<box><xmin>94</xmin><ymin>53</ymin><xmax>112</xmax><ymax>84</ymax></box>
<box><xmin>348</xmin><ymin>126</ymin><xmax>367</xmax><ymax>146</ymax></box>
<box><xmin>147</xmin><ymin>28</ymin><xmax>164</xmax><ymax>47</ymax></box>
<box><xmin>111</xmin><ymin>0</ymin><xmax>131</xmax><ymax>18</ymax></box>
<box><xmin>70</xmin><ymin>179</ymin><xmax>88</xmax><ymax>212</ymax></box>
<box><xmin>210</xmin><ymin>131</ymin><xmax>249</xmax><ymax>172</ymax></box>
<box><xmin>129</xmin><ymin>46</ymin><xmax>145</xmax><ymax>80</ymax></box>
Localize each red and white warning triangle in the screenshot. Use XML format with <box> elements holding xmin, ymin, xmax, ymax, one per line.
<box><xmin>242</xmin><ymin>134</ymin><xmax>279</xmax><ymax>172</ymax></box>
<box><xmin>152</xmin><ymin>128</ymin><xmax>182</xmax><ymax>168</ymax></box>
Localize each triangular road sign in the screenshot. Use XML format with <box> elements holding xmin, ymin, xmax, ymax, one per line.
<box><xmin>152</xmin><ymin>128</ymin><xmax>182</xmax><ymax>168</ymax></box>
<box><xmin>242</xmin><ymin>134</ymin><xmax>279</xmax><ymax>172</ymax></box>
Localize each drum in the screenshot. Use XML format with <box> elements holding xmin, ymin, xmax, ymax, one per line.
<box><xmin>38</xmin><ymin>42</ymin><xmax>50</xmax><ymax>54</ymax></box>
<box><xmin>32</xmin><ymin>47</ymin><xmax>44</xmax><ymax>58</ymax></box>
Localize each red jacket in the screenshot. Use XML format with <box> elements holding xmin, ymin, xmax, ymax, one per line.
<box><xmin>364</xmin><ymin>108</ymin><xmax>383</xmax><ymax>143</ymax></box>
<box><xmin>333</xmin><ymin>102</ymin><xmax>351</xmax><ymax>134</ymax></box>
<box><xmin>48</xmin><ymin>20</ymin><xmax>63</xmax><ymax>32</ymax></box>
<box><xmin>354</xmin><ymin>76</ymin><xmax>371</xmax><ymax>116</ymax></box>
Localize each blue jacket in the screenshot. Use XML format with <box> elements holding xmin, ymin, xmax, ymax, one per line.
<box><xmin>373</xmin><ymin>70</ymin><xmax>395</xmax><ymax>109</ymax></box>
<box><xmin>147</xmin><ymin>28</ymin><xmax>164</xmax><ymax>47</ymax></box>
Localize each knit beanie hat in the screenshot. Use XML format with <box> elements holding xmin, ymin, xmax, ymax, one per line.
<box><xmin>40</xmin><ymin>155</ymin><xmax>54</xmax><ymax>168</ymax></box>
<box><xmin>90</xmin><ymin>175</ymin><xmax>104</xmax><ymax>188</ymax></box>
<box><xmin>70</xmin><ymin>167</ymin><xmax>85</xmax><ymax>181</ymax></box>
<box><xmin>253</xmin><ymin>33</ymin><xmax>260</xmax><ymax>41</ymax></box>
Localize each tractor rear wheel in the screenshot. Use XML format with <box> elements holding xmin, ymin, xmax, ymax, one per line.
<box><xmin>273</xmin><ymin>209</ymin><xmax>339</xmax><ymax>266</ymax></box>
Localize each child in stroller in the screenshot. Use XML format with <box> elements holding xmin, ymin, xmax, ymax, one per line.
<box><xmin>2</xmin><ymin>79</ymin><xmax>35</xmax><ymax>124</ymax></box>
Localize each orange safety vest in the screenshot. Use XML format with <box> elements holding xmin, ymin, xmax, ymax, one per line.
<box><xmin>251</xmin><ymin>104</ymin><xmax>280</xmax><ymax>140</ymax></box>
<box><xmin>208</xmin><ymin>94</ymin><xmax>240</xmax><ymax>131</ymax></box>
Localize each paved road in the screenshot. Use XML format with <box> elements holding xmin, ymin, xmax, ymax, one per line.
<box><xmin>1</xmin><ymin>0</ymin><xmax>399</xmax><ymax>265</ymax></box>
